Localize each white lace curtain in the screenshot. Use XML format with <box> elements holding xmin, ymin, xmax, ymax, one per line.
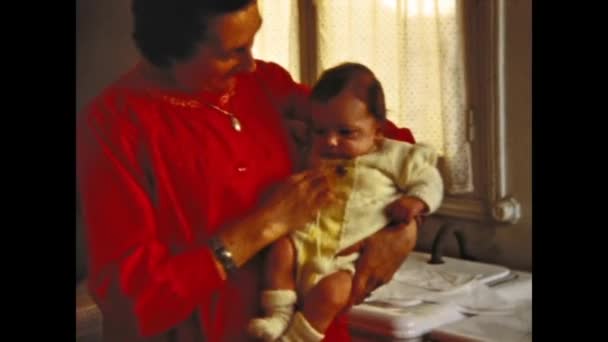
<box><xmin>254</xmin><ymin>0</ymin><xmax>473</xmax><ymax>194</ymax></box>
<box><xmin>253</xmin><ymin>0</ymin><xmax>301</xmax><ymax>82</ymax></box>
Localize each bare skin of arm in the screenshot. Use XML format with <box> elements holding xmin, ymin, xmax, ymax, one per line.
<box><xmin>348</xmin><ymin>217</ymin><xmax>418</xmax><ymax>306</ymax></box>
<box><xmin>215</xmin><ymin>169</ymin><xmax>332</xmax><ymax>268</ymax></box>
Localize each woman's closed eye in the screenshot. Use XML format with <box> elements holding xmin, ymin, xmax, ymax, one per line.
<box><xmin>314</xmin><ymin>128</ymin><xmax>327</xmax><ymax>136</ymax></box>
<box><xmin>339</xmin><ymin>128</ymin><xmax>357</xmax><ymax>137</ymax></box>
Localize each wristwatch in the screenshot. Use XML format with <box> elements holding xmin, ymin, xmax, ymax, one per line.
<box><xmin>208</xmin><ymin>236</ymin><xmax>237</xmax><ymax>276</ymax></box>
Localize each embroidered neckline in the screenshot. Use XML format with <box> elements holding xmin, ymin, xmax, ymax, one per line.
<box><xmin>158</xmin><ymin>90</ymin><xmax>242</xmax><ymax>132</ymax></box>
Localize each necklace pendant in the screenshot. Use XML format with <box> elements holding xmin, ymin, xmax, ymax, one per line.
<box><xmin>231</xmin><ymin>117</ymin><xmax>242</xmax><ymax>132</ymax></box>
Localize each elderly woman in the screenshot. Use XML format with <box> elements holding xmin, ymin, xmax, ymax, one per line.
<box><xmin>77</xmin><ymin>1</ymin><xmax>419</xmax><ymax>341</ymax></box>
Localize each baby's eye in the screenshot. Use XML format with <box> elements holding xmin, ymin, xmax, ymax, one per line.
<box><xmin>314</xmin><ymin>129</ymin><xmax>326</xmax><ymax>136</ymax></box>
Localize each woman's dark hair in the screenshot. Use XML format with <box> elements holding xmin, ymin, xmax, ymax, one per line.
<box><xmin>132</xmin><ymin>0</ymin><xmax>255</xmax><ymax>68</ymax></box>
<box><xmin>310</xmin><ymin>62</ymin><xmax>386</xmax><ymax>121</ymax></box>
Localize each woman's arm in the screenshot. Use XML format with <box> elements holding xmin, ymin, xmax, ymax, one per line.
<box><xmin>77</xmin><ymin>103</ymin><xmax>331</xmax><ymax>337</ymax></box>
<box><xmin>217</xmin><ymin>169</ymin><xmax>333</xmax><ymax>267</ymax></box>
<box><xmin>78</xmin><ymin>107</ymin><xmax>227</xmax><ymax>336</ymax></box>
<box><xmin>348</xmin><ymin>219</ymin><xmax>418</xmax><ymax>306</ymax></box>
<box><xmin>347</xmin><ymin>127</ymin><xmax>429</xmax><ymax>305</ymax></box>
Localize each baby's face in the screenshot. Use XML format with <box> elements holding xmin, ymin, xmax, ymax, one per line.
<box><xmin>310</xmin><ymin>91</ymin><xmax>382</xmax><ymax>160</ymax></box>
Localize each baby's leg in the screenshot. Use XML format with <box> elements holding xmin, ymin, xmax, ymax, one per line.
<box><xmin>280</xmin><ymin>270</ymin><xmax>353</xmax><ymax>341</ymax></box>
<box><xmin>248</xmin><ymin>237</ymin><xmax>297</xmax><ymax>341</ymax></box>
<box><xmin>265</xmin><ymin>236</ymin><xmax>296</xmax><ymax>290</ymax></box>
<box><xmin>301</xmin><ymin>270</ymin><xmax>353</xmax><ymax>333</ymax></box>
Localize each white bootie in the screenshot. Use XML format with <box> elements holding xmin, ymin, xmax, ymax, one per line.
<box><xmin>248</xmin><ymin>290</ymin><xmax>297</xmax><ymax>341</ymax></box>
<box><xmin>278</xmin><ymin>311</ymin><xmax>325</xmax><ymax>342</ymax></box>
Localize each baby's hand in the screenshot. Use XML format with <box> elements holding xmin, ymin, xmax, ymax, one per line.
<box><xmin>385</xmin><ymin>196</ymin><xmax>428</xmax><ymax>224</ymax></box>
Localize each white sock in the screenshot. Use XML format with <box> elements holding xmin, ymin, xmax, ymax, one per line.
<box><xmin>248</xmin><ymin>289</ymin><xmax>297</xmax><ymax>341</ymax></box>
<box><xmin>278</xmin><ymin>311</ymin><xmax>325</xmax><ymax>342</ymax></box>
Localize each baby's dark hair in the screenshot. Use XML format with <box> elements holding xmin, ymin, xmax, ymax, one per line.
<box><xmin>310</xmin><ymin>62</ymin><xmax>386</xmax><ymax>121</ymax></box>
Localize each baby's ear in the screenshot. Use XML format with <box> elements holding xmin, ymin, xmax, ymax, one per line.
<box><xmin>375</xmin><ymin>120</ymin><xmax>386</xmax><ymax>140</ymax></box>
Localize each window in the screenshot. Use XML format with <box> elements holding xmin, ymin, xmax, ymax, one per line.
<box><xmin>254</xmin><ymin>0</ymin><xmax>521</xmax><ymax>224</ymax></box>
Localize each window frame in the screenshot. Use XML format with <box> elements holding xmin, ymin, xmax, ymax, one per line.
<box><xmin>295</xmin><ymin>0</ymin><xmax>522</xmax><ymax>224</ymax></box>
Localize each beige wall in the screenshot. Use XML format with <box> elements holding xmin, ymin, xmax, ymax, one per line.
<box><xmin>76</xmin><ymin>1</ymin><xmax>532</xmax><ymax>272</ymax></box>
<box><xmin>76</xmin><ymin>0</ymin><xmax>138</xmax><ymax>113</ymax></box>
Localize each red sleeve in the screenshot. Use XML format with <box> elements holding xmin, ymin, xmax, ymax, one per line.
<box><xmin>383</xmin><ymin>119</ymin><xmax>416</xmax><ymax>143</ymax></box>
<box><xmin>77</xmin><ymin>101</ymin><xmax>224</xmax><ymax>337</ymax></box>
<box><xmin>254</xmin><ymin>60</ymin><xmax>311</xmax><ymax>122</ymax></box>
<box><xmin>254</xmin><ymin>61</ymin><xmax>313</xmax><ymax>169</ymax></box>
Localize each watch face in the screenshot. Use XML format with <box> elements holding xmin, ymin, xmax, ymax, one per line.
<box><xmin>220</xmin><ymin>249</ymin><xmax>231</xmax><ymax>259</ymax></box>
<box><xmin>209</xmin><ymin>237</ymin><xmax>236</xmax><ymax>274</ymax></box>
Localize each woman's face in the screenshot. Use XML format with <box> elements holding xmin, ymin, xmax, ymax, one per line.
<box><xmin>172</xmin><ymin>1</ymin><xmax>262</xmax><ymax>93</ymax></box>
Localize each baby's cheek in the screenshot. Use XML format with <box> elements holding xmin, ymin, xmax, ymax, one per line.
<box><xmin>345</xmin><ymin>142</ymin><xmax>367</xmax><ymax>157</ymax></box>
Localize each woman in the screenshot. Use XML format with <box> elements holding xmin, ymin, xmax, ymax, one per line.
<box><xmin>77</xmin><ymin>1</ymin><xmax>419</xmax><ymax>341</ymax></box>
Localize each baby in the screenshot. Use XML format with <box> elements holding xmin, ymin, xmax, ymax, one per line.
<box><xmin>248</xmin><ymin>62</ymin><xmax>444</xmax><ymax>342</ymax></box>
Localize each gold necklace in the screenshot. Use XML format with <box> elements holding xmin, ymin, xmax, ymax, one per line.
<box><xmin>205</xmin><ymin>103</ymin><xmax>242</xmax><ymax>132</ymax></box>
<box><xmin>161</xmin><ymin>95</ymin><xmax>243</xmax><ymax>132</ymax></box>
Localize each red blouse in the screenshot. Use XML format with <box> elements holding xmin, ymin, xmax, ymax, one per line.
<box><xmin>77</xmin><ymin>60</ymin><xmax>415</xmax><ymax>341</ymax></box>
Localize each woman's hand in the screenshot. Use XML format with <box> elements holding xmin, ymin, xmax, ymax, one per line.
<box><xmin>218</xmin><ymin>169</ymin><xmax>332</xmax><ymax>268</ymax></box>
<box><xmin>347</xmin><ymin>219</ymin><xmax>418</xmax><ymax>306</ymax></box>
<box><xmin>261</xmin><ymin>169</ymin><xmax>333</xmax><ymax>238</ymax></box>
